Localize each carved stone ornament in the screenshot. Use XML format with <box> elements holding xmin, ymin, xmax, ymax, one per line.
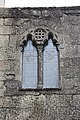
<box><xmin>20</xmin><ymin>27</ymin><xmax>59</xmax><ymax>46</ymax></box>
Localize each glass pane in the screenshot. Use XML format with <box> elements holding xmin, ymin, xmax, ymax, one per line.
<box><xmin>43</xmin><ymin>39</ymin><xmax>59</xmax><ymax>88</ymax></box>
<box><xmin>22</xmin><ymin>40</ymin><xmax>37</xmax><ymax>89</ymax></box>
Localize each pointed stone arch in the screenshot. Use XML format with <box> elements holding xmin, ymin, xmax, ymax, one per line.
<box><xmin>20</xmin><ymin>26</ymin><xmax>59</xmax><ymax>47</ymax></box>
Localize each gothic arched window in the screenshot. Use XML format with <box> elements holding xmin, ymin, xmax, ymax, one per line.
<box><xmin>43</xmin><ymin>39</ymin><xmax>59</xmax><ymax>88</ymax></box>
<box><xmin>20</xmin><ymin>28</ymin><xmax>60</xmax><ymax>89</ymax></box>
<box><xmin>22</xmin><ymin>40</ymin><xmax>37</xmax><ymax>88</ymax></box>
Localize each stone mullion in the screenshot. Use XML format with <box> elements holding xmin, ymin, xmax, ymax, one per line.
<box><xmin>37</xmin><ymin>45</ymin><xmax>43</xmax><ymax>89</ymax></box>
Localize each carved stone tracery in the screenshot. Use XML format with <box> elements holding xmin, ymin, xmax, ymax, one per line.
<box><xmin>34</xmin><ymin>28</ymin><xmax>46</xmax><ymax>40</ymax></box>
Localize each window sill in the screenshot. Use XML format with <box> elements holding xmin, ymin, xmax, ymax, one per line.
<box><xmin>18</xmin><ymin>81</ymin><xmax>62</xmax><ymax>91</ymax></box>
<box><xmin>18</xmin><ymin>86</ymin><xmax>62</xmax><ymax>91</ymax></box>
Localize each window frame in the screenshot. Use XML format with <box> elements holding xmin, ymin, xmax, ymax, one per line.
<box><xmin>19</xmin><ymin>27</ymin><xmax>61</xmax><ymax>90</ymax></box>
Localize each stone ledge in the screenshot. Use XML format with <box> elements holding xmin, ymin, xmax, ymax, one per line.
<box><xmin>0</xmin><ymin>6</ymin><xmax>80</xmax><ymax>18</ymax></box>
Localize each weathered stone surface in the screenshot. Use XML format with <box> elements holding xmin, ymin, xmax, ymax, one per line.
<box><xmin>0</xmin><ymin>26</ymin><xmax>17</xmax><ymax>35</ymax></box>
<box><xmin>0</xmin><ymin>35</ymin><xmax>9</xmax><ymax>49</ymax></box>
<box><xmin>0</xmin><ymin>18</ymin><xmax>4</xmax><ymax>25</ymax></box>
<box><xmin>0</xmin><ymin>108</ymin><xmax>6</xmax><ymax>120</ymax></box>
<box><xmin>0</xmin><ymin>6</ymin><xmax>80</xmax><ymax>120</ymax></box>
<box><xmin>4</xmin><ymin>18</ymin><xmax>18</xmax><ymax>26</ymax></box>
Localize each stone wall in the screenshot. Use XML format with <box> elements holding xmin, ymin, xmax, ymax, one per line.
<box><xmin>0</xmin><ymin>7</ymin><xmax>80</xmax><ymax>120</ymax></box>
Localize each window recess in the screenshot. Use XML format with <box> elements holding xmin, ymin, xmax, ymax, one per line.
<box><xmin>19</xmin><ymin>28</ymin><xmax>60</xmax><ymax>90</ymax></box>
